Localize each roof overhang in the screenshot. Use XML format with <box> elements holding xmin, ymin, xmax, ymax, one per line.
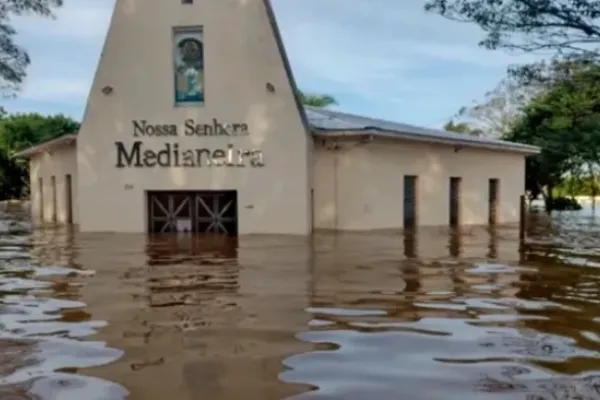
<box><xmin>312</xmin><ymin>129</ymin><xmax>541</xmax><ymax>155</ymax></box>
<box><xmin>10</xmin><ymin>127</ymin><xmax>541</xmax><ymax>159</ymax></box>
<box><xmin>12</xmin><ymin>134</ymin><xmax>78</xmax><ymax>158</ymax></box>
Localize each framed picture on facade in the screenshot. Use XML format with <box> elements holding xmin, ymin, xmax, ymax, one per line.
<box><xmin>173</xmin><ymin>26</ymin><xmax>205</xmax><ymax>105</ymax></box>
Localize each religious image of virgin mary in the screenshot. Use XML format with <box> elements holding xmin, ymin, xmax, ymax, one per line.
<box><xmin>175</xmin><ymin>37</ymin><xmax>204</xmax><ymax>102</ymax></box>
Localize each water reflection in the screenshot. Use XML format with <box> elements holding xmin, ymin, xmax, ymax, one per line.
<box><xmin>144</xmin><ymin>235</ymin><xmax>239</xmax><ymax>309</ymax></box>
<box><xmin>0</xmin><ymin>221</ymin><xmax>125</xmax><ymax>399</ymax></box>
<box><xmin>284</xmin><ymin>219</ymin><xmax>600</xmax><ymax>399</ymax></box>
<box><xmin>1</xmin><ymin>207</ymin><xmax>600</xmax><ymax>399</ymax></box>
<box><xmin>488</xmin><ymin>230</ymin><xmax>499</xmax><ymax>259</ymax></box>
<box><xmin>449</xmin><ymin>228</ymin><xmax>462</xmax><ymax>257</ymax></box>
<box><xmin>403</xmin><ymin>230</ymin><xmax>417</xmax><ymax>259</ymax></box>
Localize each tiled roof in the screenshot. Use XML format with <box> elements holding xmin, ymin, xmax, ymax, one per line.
<box><xmin>304</xmin><ymin>106</ymin><xmax>540</xmax><ymax>154</ymax></box>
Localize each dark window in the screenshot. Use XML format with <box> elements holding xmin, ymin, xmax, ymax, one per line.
<box><xmin>182</xmin><ymin>0</ymin><xmax>193</xmax><ymax>3</ymax></box>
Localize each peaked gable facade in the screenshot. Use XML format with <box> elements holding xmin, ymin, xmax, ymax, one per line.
<box><xmin>76</xmin><ymin>0</ymin><xmax>312</xmax><ymax>234</ymax></box>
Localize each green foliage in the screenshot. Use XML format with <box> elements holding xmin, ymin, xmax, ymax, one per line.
<box><xmin>0</xmin><ymin>113</ymin><xmax>79</xmax><ymax>152</ymax></box>
<box><xmin>0</xmin><ymin>0</ymin><xmax>63</xmax><ymax>96</ymax></box>
<box><xmin>0</xmin><ymin>113</ymin><xmax>78</xmax><ymax>200</ymax></box>
<box><xmin>298</xmin><ymin>90</ymin><xmax>338</xmax><ymax>108</ymax></box>
<box><xmin>504</xmin><ymin>60</ymin><xmax>600</xmax><ymax>211</ymax></box>
<box><xmin>424</xmin><ymin>0</ymin><xmax>600</xmax><ymax>55</ymax></box>
<box><xmin>507</xmin><ymin>56</ymin><xmax>600</xmax><ymax>92</ymax></box>
<box><xmin>550</xmin><ymin>196</ymin><xmax>583</xmax><ymax>211</ymax></box>
<box><xmin>443</xmin><ymin>120</ymin><xmax>484</xmax><ymax>136</ymax></box>
<box><xmin>424</xmin><ymin>0</ymin><xmax>600</xmax><ymax>213</ymax></box>
<box><xmin>0</xmin><ymin>149</ymin><xmax>26</xmax><ymax>199</ymax></box>
<box><xmin>555</xmin><ymin>176</ymin><xmax>600</xmax><ymax>196</ymax></box>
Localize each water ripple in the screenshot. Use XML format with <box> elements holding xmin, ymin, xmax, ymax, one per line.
<box><xmin>1</xmin><ymin>213</ymin><xmax>125</xmax><ymax>399</ymax></box>
<box><xmin>1</xmin><ymin>206</ymin><xmax>600</xmax><ymax>399</ymax></box>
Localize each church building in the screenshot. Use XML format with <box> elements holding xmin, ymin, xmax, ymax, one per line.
<box><xmin>14</xmin><ymin>0</ymin><xmax>539</xmax><ymax>235</ymax></box>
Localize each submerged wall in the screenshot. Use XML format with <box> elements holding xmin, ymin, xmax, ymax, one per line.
<box><xmin>29</xmin><ymin>142</ymin><xmax>78</xmax><ymax>225</ymax></box>
<box><xmin>313</xmin><ymin>137</ymin><xmax>525</xmax><ymax>230</ymax></box>
<box><xmin>76</xmin><ymin>0</ymin><xmax>311</xmax><ymax>234</ymax></box>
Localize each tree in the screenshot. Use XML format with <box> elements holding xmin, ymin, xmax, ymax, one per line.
<box><xmin>505</xmin><ymin>62</ymin><xmax>600</xmax><ymax>211</ymax></box>
<box><xmin>443</xmin><ymin>120</ymin><xmax>484</xmax><ymax>136</ymax></box>
<box><xmin>555</xmin><ymin>175</ymin><xmax>600</xmax><ymax>197</ymax></box>
<box><xmin>0</xmin><ymin>149</ymin><xmax>27</xmax><ymax>200</ymax></box>
<box><xmin>453</xmin><ymin>55</ymin><xmax>598</xmax><ymax>142</ymax></box>
<box><xmin>0</xmin><ymin>0</ymin><xmax>63</xmax><ymax>96</ymax></box>
<box><xmin>0</xmin><ymin>113</ymin><xmax>78</xmax><ymax>200</ymax></box>
<box><xmin>424</xmin><ymin>0</ymin><xmax>600</xmax><ymax>56</ymax></box>
<box><xmin>452</xmin><ymin>57</ymin><xmax>595</xmax><ymax>141</ymax></box>
<box><xmin>298</xmin><ymin>90</ymin><xmax>338</xmax><ymax>108</ymax></box>
<box><xmin>0</xmin><ymin>113</ymin><xmax>78</xmax><ymax>151</ymax></box>
<box><xmin>452</xmin><ymin>76</ymin><xmax>540</xmax><ymax>139</ymax></box>
<box><xmin>508</xmin><ymin>55</ymin><xmax>600</xmax><ymax>87</ymax></box>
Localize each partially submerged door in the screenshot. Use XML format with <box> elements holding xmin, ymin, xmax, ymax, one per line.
<box><xmin>51</xmin><ymin>175</ymin><xmax>57</xmax><ymax>223</ymax></box>
<box><xmin>449</xmin><ymin>177</ymin><xmax>461</xmax><ymax>229</ymax></box>
<box><xmin>194</xmin><ymin>191</ymin><xmax>237</xmax><ymax>235</ymax></box>
<box><xmin>65</xmin><ymin>174</ymin><xmax>73</xmax><ymax>224</ymax></box>
<box><xmin>403</xmin><ymin>175</ymin><xmax>418</xmax><ymax>231</ymax></box>
<box><xmin>488</xmin><ymin>178</ymin><xmax>499</xmax><ymax>226</ymax></box>
<box><xmin>147</xmin><ymin>191</ymin><xmax>238</xmax><ymax>236</ymax></box>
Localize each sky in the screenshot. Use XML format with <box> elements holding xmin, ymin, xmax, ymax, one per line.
<box><xmin>2</xmin><ymin>0</ymin><xmax>542</xmax><ymax>128</ymax></box>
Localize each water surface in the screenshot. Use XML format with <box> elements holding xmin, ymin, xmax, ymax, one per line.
<box><xmin>1</xmin><ymin>207</ymin><xmax>600</xmax><ymax>399</ymax></box>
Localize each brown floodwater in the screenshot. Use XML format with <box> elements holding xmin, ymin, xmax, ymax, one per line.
<box><xmin>1</xmin><ymin>207</ymin><xmax>600</xmax><ymax>399</ymax></box>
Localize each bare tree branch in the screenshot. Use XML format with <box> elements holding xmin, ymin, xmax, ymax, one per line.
<box><xmin>0</xmin><ymin>0</ymin><xmax>62</xmax><ymax>96</ymax></box>
<box><xmin>425</xmin><ymin>0</ymin><xmax>600</xmax><ymax>56</ymax></box>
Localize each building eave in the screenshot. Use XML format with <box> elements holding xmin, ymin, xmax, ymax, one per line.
<box><xmin>12</xmin><ymin>134</ymin><xmax>78</xmax><ymax>158</ymax></box>
<box><xmin>11</xmin><ymin>128</ymin><xmax>541</xmax><ymax>159</ymax></box>
<box><xmin>312</xmin><ymin>129</ymin><xmax>541</xmax><ymax>155</ymax></box>
<box><xmin>262</xmin><ymin>0</ymin><xmax>312</xmax><ymax>139</ymax></box>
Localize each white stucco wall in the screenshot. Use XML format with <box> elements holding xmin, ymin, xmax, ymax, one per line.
<box><xmin>25</xmin><ymin>133</ymin><xmax>527</xmax><ymax>233</ymax></box>
<box><xmin>76</xmin><ymin>0</ymin><xmax>311</xmax><ymax>234</ymax></box>
<box><xmin>313</xmin><ymin>137</ymin><xmax>526</xmax><ymax>231</ymax></box>
<box><xmin>29</xmin><ymin>143</ymin><xmax>78</xmax><ymax>225</ymax></box>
